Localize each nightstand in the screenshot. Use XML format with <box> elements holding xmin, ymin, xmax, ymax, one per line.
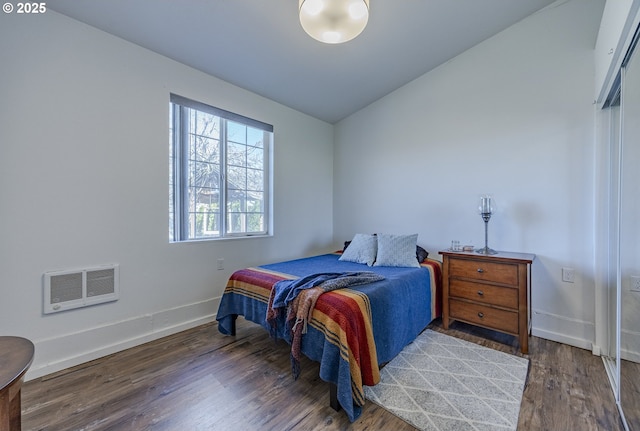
<box><xmin>439</xmin><ymin>250</ymin><xmax>535</xmax><ymax>353</ymax></box>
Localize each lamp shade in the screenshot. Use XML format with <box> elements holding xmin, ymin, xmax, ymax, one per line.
<box><xmin>299</xmin><ymin>0</ymin><xmax>370</xmax><ymax>44</ymax></box>
<box><xmin>478</xmin><ymin>195</ymin><xmax>495</xmax><ymax>214</ymax></box>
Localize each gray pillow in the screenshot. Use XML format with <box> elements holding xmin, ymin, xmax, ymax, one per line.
<box><xmin>339</xmin><ymin>233</ymin><xmax>377</xmax><ymax>266</ymax></box>
<box><xmin>373</xmin><ymin>233</ymin><xmax>420</xmax><ymax>267</ymax></box>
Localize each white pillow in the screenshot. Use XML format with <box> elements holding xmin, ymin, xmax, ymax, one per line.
<box><xmin>374</xmin><ymin>233</ymin><xmax>420</xmax><ymax>267</ymax></box>
<box><xmin>339</xmin><ymin>233</ymin><xmax>377</xmax><ymax>266</ymax></box>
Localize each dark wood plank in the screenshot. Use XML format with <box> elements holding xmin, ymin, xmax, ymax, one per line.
<box><xmin>20</xmin><ymin>318</ymin><xmax>624</xmax><ymax>431</ymax></box>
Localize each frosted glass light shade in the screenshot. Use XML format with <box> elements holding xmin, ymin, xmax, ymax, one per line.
<box><xmin>299</xmin><ymin>0</ymin><xmax>370</xmax><ymax>44</ymax></box>
<box><xmin>478</xmin><ymin>194</ymin><xmax>495</xmax><ymax>214</ymax></box>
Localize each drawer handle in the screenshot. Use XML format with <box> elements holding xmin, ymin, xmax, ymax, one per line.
<box><xmin>477</xmin><ymin>268</ymin><xmax>484</xmax><ymax>273</ymax></box>
<box><xmin>477</xmin><ymin>290</ymin><xmax>484</xmax><ymax>296</ymax></box>
<box><xmin>477</xmin><ymin>312</ymin><xmax>484</xmax><ymax>318</ymax></box>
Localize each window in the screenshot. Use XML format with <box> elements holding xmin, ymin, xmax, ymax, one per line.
<box><xmin>169</xmin><ymin>94</ymin><xmax>272</xmax><ymax>241</ymax></box>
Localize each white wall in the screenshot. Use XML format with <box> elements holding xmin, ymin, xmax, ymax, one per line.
<box><xmin>0</xmin><ymin>11</ymin><xmax>334</xmax><ymax>378</ymax></box>
<box><xmin>334</xmin><ymin>0</ymin><xmax>605</xmax><ymax>349</ymax></box>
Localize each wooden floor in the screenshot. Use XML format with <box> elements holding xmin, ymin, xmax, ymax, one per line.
<box><xmin>621</xmin><ymin>358</ymin><xmax>640</xmax><ymax>430</ymax></box>
<box><xmin>21</xmin><ymin>318</ymin><xmax>624</xmax><ymax>431</ymax></box>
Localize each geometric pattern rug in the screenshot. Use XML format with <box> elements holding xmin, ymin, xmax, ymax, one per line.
<box><xmin>364</xmin><ymin>329</ymin><xmax>529</xmax><ymax>431</ymax></box>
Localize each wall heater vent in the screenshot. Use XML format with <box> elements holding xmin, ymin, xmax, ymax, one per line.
<box><xmin>44</xmin><ymin>264</ymin><xmax>119</xmax><ymax>314</ymax></box>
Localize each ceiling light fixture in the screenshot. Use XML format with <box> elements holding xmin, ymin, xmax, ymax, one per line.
<box><xmin>299</xmin><ymin>0</ymin><xmax>370</xmax><ymax>44</ymax></box>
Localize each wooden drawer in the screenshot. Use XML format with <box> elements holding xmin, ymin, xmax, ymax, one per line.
<box><xmin>449</xmin><ymin>299</ymin><xmax>519</xmax><ymax>334</ymax></box>
<box><xmin>449</xmin><ymin>258</ymin><xmax>518</xmax><ymax>285</ymax></box>
<box><xmin>449</xmin><ymin>279</ymin><xmax>518</xmax><ymax>309</ymax></box>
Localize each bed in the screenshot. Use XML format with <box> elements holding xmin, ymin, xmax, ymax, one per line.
<box><xmin>216</xmin><ymin>250</ymin><xmax>442</xmax><ymax>422</ymax></box>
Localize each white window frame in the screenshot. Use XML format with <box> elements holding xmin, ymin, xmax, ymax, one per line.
<box><xmin>169</xmin><ymin>94</ymin><xmax>272</xmax><ymax>242</ymax></box>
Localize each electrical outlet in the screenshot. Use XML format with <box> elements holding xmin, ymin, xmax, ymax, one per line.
<box><xmin>562</xmin><ymin>267</ymin><xmax>575</xmax><ymax>283</ymax></box>
<box><xmin>631</xmin><ymin>276</ymin><xmax>640</xmax><ymax>292</ymax></box>
<box><xmin>217</xmin><ymin>258</ymin><xmax>224</xmax><ymax>270</ymax></box>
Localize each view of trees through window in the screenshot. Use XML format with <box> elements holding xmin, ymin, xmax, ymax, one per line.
<box><xmin>169</xmin><ymin>95</ymin><xmax>271</xmax><ymax>241</ymax></box>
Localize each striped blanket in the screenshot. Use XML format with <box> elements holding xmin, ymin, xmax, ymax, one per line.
<box><xmin>216</xmin><ymin>253</ymin><xmax>442</xmax><ymax>422</ymax></box>
<box><xmin>266</xmin><ymin>271</ymin><xmax>386</xmax><ymax>380</ymax></box>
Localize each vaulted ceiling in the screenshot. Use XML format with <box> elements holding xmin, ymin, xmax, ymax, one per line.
<box><xmin>47</xmin><ymin>0</ymin><xmax>556</xmax><ymax>123</ymax></box>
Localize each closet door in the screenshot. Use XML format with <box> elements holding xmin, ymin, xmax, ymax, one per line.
<box><xmin>620</xmin><ymin>34</ymin><xmax>640</xmax><ymax>431</ymax></box>
<box><xmin>607</xmin><ymin>103</ymin><xmax>620</xmax><ymax>377</ymax></box>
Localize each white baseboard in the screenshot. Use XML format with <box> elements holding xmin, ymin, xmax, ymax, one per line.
<box><xmin>26</xmin><ymin>298</ymin><xmax>220</xmax><ymax>380</ymax></box>
<box><xmin>620</xmin><ymin>348</ymin><xmax>640</xmax><ymax>363</ymax></box>
<box><xmin>531</xmin><ymin>308</ymin><xmax>594</xmax><ymax>351</ymax></box>
<box><xmin>531</xmin><ymin>327</ymin><xmax>593</xmax><ymax>351</ymax></box>
<box><xmin>621</xmin><ymin>327</ymin><xmax>640</xmax><ymax>363</ymax></box>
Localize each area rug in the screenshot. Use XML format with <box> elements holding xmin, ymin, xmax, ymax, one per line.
<box><xmin>364</xmin><ymin>330</ymin><xmax>529</xmax><ymax>431</ymax></box>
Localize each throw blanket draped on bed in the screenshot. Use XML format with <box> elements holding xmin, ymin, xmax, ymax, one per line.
<box><xmin>265</xmin><ymin>272</ymin><xmax>385</xmax><ymax>379</ymax></box>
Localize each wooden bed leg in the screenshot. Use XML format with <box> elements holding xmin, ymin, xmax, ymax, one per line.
<box><xmin>329</xmin><ymin>383</ymin><xmax>341</xmax><ymax>412</ymax></box>
<box><xmin>229</xmin><ymin>314</ymin><xmax>237</xmax><ymax>336</ymax></box>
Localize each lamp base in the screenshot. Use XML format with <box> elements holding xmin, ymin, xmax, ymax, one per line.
<box><xmin>475</xmin><ymin>246</ymin><xmax>498</xmax><ymax>255</ymax></box>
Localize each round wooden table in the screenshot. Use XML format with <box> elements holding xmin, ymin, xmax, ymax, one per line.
<box><xmin>0</xmin><ymin>337</ymin><xmax>34</xmax><ymax>431</ymax></box>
